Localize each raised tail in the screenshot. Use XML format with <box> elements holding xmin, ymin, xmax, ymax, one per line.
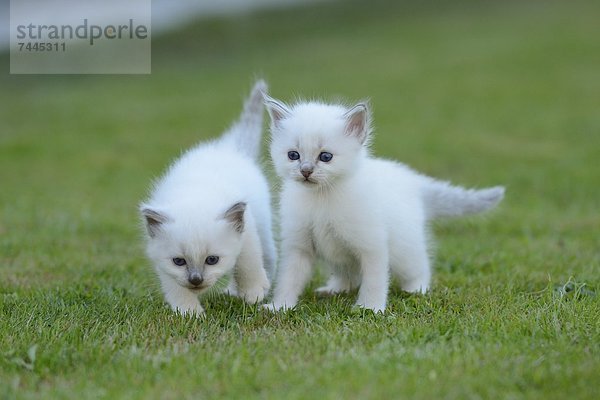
<box><xmin>421</xmin><ymin>178</ymin><xmax>505</xmax><ymax>219</ymax></box>
<box><xmin>222</xmin><ymin>80</ymin><xmax>268</xmax><ymax>160</ymax></box>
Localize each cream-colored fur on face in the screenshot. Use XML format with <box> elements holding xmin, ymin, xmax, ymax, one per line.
<box><xmin>264</xmin><ymin>96</ymin><xmax>504</xmax><ymax>313</ymax></box>
<box><xmin>140</xmin><ymin>81</ymin><xmax>276</xmax><ymax>316</ymax></box>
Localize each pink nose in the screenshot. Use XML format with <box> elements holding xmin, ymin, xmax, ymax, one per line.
<box><xmin>300</xmin><ymin>161</ymin><xmax>314</xmax><ymax>179</ymax></box>
<box><xmin>188</xmin><ymin>274</ymin><xmax>203</xmax><ymax>286</ymax></box>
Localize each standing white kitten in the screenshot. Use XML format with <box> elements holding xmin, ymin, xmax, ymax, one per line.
<box><xmin>264</xmin><ymin>96</ymin><xmax>504</xmax><ymax>312</ymax></box>
<box><xmin>140</xmin><ymin>81</ymin><xmax>275</xmax><ymax>316</ymax></box>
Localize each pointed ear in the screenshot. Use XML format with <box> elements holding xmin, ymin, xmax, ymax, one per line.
<box><xmin>140</xmin><ymin>205</ymin><xmax>170</xmax><ymax>238</ymax></box>
<box><xmin>263</xmin><ymin>94</ymin><xmax>291</xmax><ymax>129</ymax></box>
<box><xmin>223</xmin><ymin>202</ymin><xmax>246</xmax><ymax>233</ymax></box>
<box><xmin>343</xmin><ymin>103</ymin><xmax>369</xmax><ymax>144</ymax></box>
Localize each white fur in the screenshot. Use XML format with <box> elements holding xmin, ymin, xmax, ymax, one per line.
<box><xmin>140</xmin><ymin>81</ymin><xmax>276</xmax><ymax>316</ymax></box>
<box><xmin>264</xmin><ymin>98</ymin><xmax>504</xmax><ymax>313</ymax></box>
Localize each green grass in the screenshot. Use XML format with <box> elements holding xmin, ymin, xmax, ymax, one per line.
<box><xmin>1</xmin><ymin>0</ymin><xmax>599</xmax><ymax>398</ymax></box>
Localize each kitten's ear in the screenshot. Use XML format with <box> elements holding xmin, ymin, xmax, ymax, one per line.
<box><xmin>263</xmin><ymin>94</ymin><xmax>291</xmax><ymax>129</ymax></box>
<box><xmin>223</xmin><ymin>202</ymin><xmax>246</xmax><ymax>233</ymax></box>
<box><xmin>140</xmin><ymin>205</ymin><xmax>170</xmax><ymax>238</ymax></box>
<box><xmin>343</xmin><ymin>103</ymin><xmax>370</xmax><ymax>144</ymax></box>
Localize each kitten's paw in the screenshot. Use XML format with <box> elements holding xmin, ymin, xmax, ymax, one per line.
<box><xmin>401</xmin><ymin>280</ymin><xmax>429</xmax><ymax>294</ymax></box>
<box><xmin>223</xmin><ymin>281</ymin><xmax>238</xmax><ymax>297</ymax></box>
<box><xmin>353</xmin><ymin>301</ymin><xmax>385</xmax><ymax>314</ymax></box>
<box><xmin>172</xmin><ymin>303</ymin><xmax>205</xmax><ymax>317</ymax></box>
<box><xmin>315</xmin><ymin>285</ymin><xmax>347</xmax><ymax>297</ymax></box>
<box><xmin>262</xmin><ymin>302</ymin><xmax>294</xmax><ymax>312</ymax></box>
<box><xmin>238</xmin><ymin>286</ymin><xmax>268</xmax><ymax>304</ymax></box>
<box><xmin>315</xmin><ymin>275</ymin><xmax>353</xmax><ymax>296</ymax></box>
<box><xmin>237</xmin><ymin>274</ymin><xmax>270</xmax><ymax>304</ymax></box>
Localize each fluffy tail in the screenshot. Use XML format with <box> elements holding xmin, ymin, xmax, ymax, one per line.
<box><xmin>421</xmin><ymin>178</ymin><xmax>505</xmax><ymax>219</ymax></box>
<box><xmin>222</xmin><ymin>80</ymin><xmax>268</xmax><ymax>160</ymax></box>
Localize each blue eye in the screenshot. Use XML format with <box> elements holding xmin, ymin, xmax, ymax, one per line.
<box><xmin>205</xmin><ymin>255</ymin><xmax>220</xmax><ymax>265</ymax></box>
<box><xmin>319</xmin><ymin>152</ymin><xmax>333</xmax><ymax>162</ymax></box>
<box><xmin>172</xmin><ymin>257</ymin><xmax>187</xmax><ymax>266</ymax></box>
<box><xmin>288</xmin><ymin>151</ymin><xmax>300</xmax><ymax>161</ymax></box>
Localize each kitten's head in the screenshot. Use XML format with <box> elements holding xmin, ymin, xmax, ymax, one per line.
<box><xmin>140</xmin><ymin>201</ymin><xmax>246</xmax><ymax>292</ymax></box>
<box><xmin>264</xmin><ymin>96</ymin><xmax>371</xmax><ymax>189</ymax></box>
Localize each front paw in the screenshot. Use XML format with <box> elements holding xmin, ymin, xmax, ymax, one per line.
<box><xmin>262</xmin><ymin>302</ymin><xmax>294</xmax><ymax>312</ymax></box>
<box><xmin>315</xmin><ymin>285</ymin><xmax>347</xmax><ymax>297</ymax></box>
<box><xmin>237</xmin><ymin>275</ymin><xmax>270</xmax><ymax>304</ymax></box>
<box><xmin>171</xmin><ymin>302</ymin><xmax>205</xmax><ymax>316</ymax></box>
<box><xmin>353</xmin><ymin>300</ymin><xmax>385</xmax><ymax>314</ymax></box>
<box><xmin>222</xmin><ymin>280</ymin><xmax>238</xmax><ymax>297</ymax></box>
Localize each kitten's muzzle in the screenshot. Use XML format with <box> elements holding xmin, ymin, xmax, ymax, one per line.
<box><xmin>188</xmin><ymin>273</ymin><xmax>204</xmax><ymax>287</ymax></box>
<box><xmin>300</xmin><ymin>162</ymin><xmax>314</xmax><ymax>178</ymax></box>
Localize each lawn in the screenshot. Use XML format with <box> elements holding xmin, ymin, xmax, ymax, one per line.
<box><xmin>1</xmin><ymin>0</ymin><xmax>599</xmax><ymax>398</ymax></box>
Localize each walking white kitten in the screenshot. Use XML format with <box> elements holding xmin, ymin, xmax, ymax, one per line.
<box><xmin>264</xmin><ymin>96</ymin><xmax>504</xmax><ymax>312</ymax></box>
<box><xmin>140</xmin><ymin>81</ymin><xmax>275</xmax><ymax>316</ymax></box>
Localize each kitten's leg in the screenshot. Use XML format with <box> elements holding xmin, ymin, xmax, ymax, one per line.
<box><xmin>265</xmin><ymin>224</ymin><xmax>315</xmax><ymax>311</ymax></box>
<box><xmin>396</xmin><ymin>245</ymin><xmax>431</xmax><ymax>294</ymax></box>
<box><xmin>264</xmin><ymin>195</ymin><xmax>315</xmax><ymax>312</ymax></box>
<box><xmin>257</xmin><ymin>216</ymin><xmax>277</xmax><ymax>281</ymax></box>
<box><xmin>355</xmin><ymin>250</ymin><xmax>390</xmax><ymax>312</ymax></box>
<box><xmin>156</xmin><ymin>271</ymin><xmax>204</xmax><ymax>316</ymax></box>
<box><xmin>234</xmin><ymin>226</ymin><xmax>270</xmax><ymax>304</ymax></box>
<box><xmin>264</xmin><ymin>246</ymin><xmax>314</xmax><ymax>311</ymax></box>
<box><xmin>315</xmin><ymin>274</ymin><xmax>351</xmax><ymax>296</ymax></box>
<box><xmin>315</xmin><ymin>265</ymin><xmax>357</xmax><ymax>296</ymax></box>
<box><xmin>224</xmin><ymin>276</ymin><xmax>238</xmax><ymax>297</ymax></box>
<box><xmin>390</xmin><ymin>228</ymin><xmax>431</xmax><ymax>293</ymax></box>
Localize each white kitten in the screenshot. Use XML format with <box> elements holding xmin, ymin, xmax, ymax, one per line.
<box><xmin>140</xmin><ymin>81</ymin><xmax>275</xmax><ymax>316</ymax></box>
<box><xmin>264</xmin><ymin>97</ymin><xmax>504</xmax><ymax>313</ymax></box>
